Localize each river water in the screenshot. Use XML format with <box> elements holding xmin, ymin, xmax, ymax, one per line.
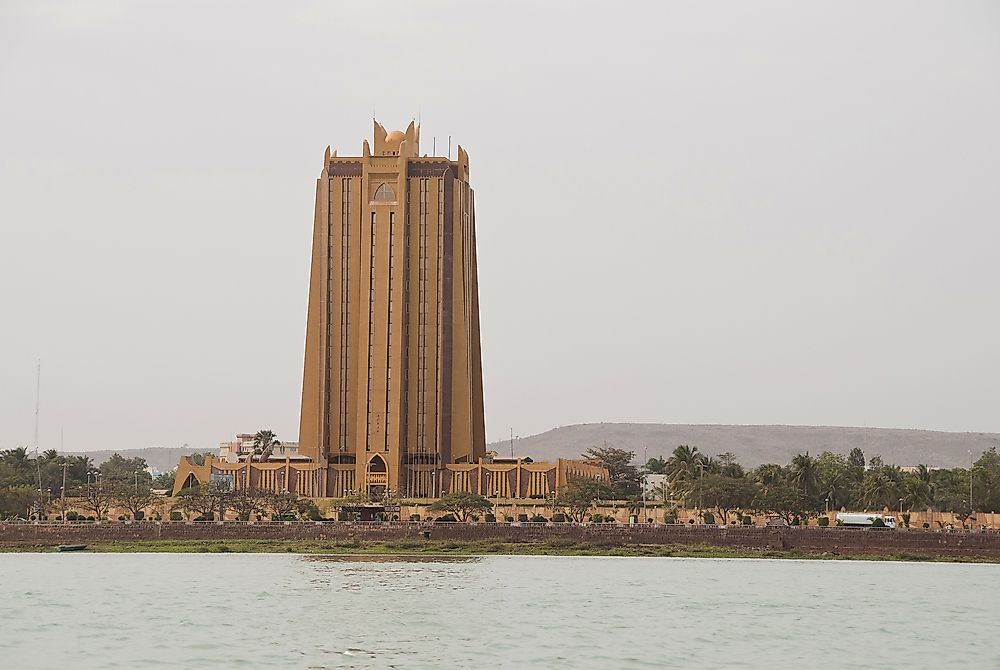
<box><xmin>0</xmin><ymin>554</ymin><xmax>996</xmax><ymax>669</ymax></box>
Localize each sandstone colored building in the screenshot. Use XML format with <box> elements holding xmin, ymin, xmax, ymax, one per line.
<box><xmin>174</xmin><ymin>121</ymin><xmax>608</xmax><ymax>499</ymax></box>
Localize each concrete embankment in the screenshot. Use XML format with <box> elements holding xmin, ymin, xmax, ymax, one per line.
<box><xmin>4</xmin><ymin>522</ymin><xmax>1000</xmax><ymax>559</ymax></box>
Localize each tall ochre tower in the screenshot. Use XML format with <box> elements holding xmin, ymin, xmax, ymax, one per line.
<box><xmin>299</xmin><ymin>120</ymin><xmax>486</xmax><ymax>498</ymax></box>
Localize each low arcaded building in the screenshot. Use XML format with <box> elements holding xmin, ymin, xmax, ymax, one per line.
<box><xmin>172</xmin><ymin>454</ymin><xmax>608</xmax><ymax>500</ymax></box>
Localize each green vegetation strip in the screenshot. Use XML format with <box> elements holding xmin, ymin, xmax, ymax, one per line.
<box><xmin>0</xmin><ymin>539</ymin><xmax>993</xmax><ymax>562</ymax></box>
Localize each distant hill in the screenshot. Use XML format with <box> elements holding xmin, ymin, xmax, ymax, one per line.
<box><xmin>65</xmin><ymin>447</ymin><xmax>205</xmax><ymax>472</ymax></box>
<box><xmin>487</xmin><ymin>423</ymin><xmax>1000</xmax><ymax>469</ymax></box>
<box><xmin>64</xmin><ymin>424</ymin><xmax>999</xmax><ymax>472</ymax></box>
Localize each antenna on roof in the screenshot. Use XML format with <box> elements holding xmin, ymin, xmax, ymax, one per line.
<box><xmin>448</xmin><ymin>135</ymin><xmax>452</xmax><ymax>160</ymax></box>
<box><xmin>433</xmin><ymin>136</ymin><xmax>436</xmax><ymax>156</ymax></box>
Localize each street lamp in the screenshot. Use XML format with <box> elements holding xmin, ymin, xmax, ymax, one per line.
<box><xmin>898</xmin><ymin>498</ymin><xmax>904</xmax><ymax>515</ymax></box>
<box><xmin>825</xmin><ymin>498</ymin><xmax>830</xmax><ymax>515</ymax></box>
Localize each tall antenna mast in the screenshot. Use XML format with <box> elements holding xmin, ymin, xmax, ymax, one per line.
<box><xmin>33</xmin><ymin>360</ymin><xmax>41</xmax><ymax>454</ymax></box>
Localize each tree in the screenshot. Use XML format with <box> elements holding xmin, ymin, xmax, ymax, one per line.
<box><xmin>172</xmin><ymin>484</ymin><xmax>218</xmax><ymax>520</ymax></box>
<box><xmin>99</xmin><ymin>453</ymin><xmax>152</xmax><ymax>487</ymax></box>
<box><xmin>715</xmin><ymin>453</ymin><xmax>745</xmax><ymax>479</ymax></box>
<box><xmin>78</xmin><ymin>482</ymin><xmax>114</xmax><ymax>520</ymax></box>
<box><xmin>753</xmin><ymin>464</ymin><xmax>787</xmax><ymax>494</ymax></box>
<box><xmin>0</xmin><ymin>485</ymin><xmax>40</xmax><ymax>519</ymax></box>
<box><xmin>973</xmin><ymin>448</ymin><xmax>1000</xmax><ymax>513</ymax></box>
<box><xmin>645</xmin><ymin>456</ymin><xmax>668</xmax><ymax>474</ymax></box>
<box><xmin>112</xmin><ymin>483</ymin><xmax>157</xmax><ymax>520</ymax></box>
<box><xmin>848</xmin><ymin>447</ymin><xmax>866</xmax><ymax>470</ymax></box>
<box><xmin>815</xmin><ymin>451</ymin><xmax>857</xmax><ymax>511</ymax></box>
<box><xmin>688</xmin><ymin>474</ymin><xmax>756</xmax><ymax>525</ymax></box>
<box><xmin>251</xmin><ymin>430</ymin><xmax>281</xmax><ymax>461</ymax></box>
<box><xmin>754</xmin><ymin>483</ymin><xmax>807</xmax><ymax>526</ymax></box>
<box><xmin>556</xmin><ymin>479</ymin><xmax>612</xmax><ymax>522</ymax></box>
<box><xmin>583</xmin><ymin>447</ymin><xmax>640</xmax><ymax>497</ymax></box>
<box><xmin>266</xmin><ymin>490</ymin><xmax>304</xmax><ymax>519</ymax></box>
<box><xmin>427</xmin><ymin>491</ymin><xmax>493</xmax><ymax>521</ymax></box>
<box><xmin>230</xmin><ymin>488</ymin><xmax>270</xmax><ymax>521</ymax></box>
<box><xmin>789</xmin><ymin>452</ymin><xmax>821</xmax><ymax>502</ymax></box>
<box><xmin>152</xmin><ymin>471</ymin><xmax>176</xmax><ymax>492</ymax></box>
<box><xmin>665</xmin><ymin>445</ymin><xmax>705</xmax><ymax>502</ymax></box>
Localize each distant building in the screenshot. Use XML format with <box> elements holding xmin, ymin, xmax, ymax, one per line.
<box><xmin>218</xmin><ymin>433</ymin><xmax>304</xmax><ymax>463</ymax></box>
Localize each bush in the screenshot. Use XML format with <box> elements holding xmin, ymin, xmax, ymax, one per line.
<box><xmin>410</xmin><ymin>514</ymin><xmax>421</xmax><ymax>522</ymax></box>
<box><xmin>134</xmin><ymin>511</ymin><xmax>144</xmax><ymax>521</ymax></box>
<box><xmin>169</xmin><ymin>511</ymin><xmax>183</xmax><ymax>521</ymax></box>
<box><xmin>922</xmin><ymin>522</ymin><xmax>930</xmax><ymax>529</ymax></box>
<box><xmin>66</xmin><ymin>511</ymin><xmax>78</xmax><ymax>521</ymax></box>
<box><xmin>791</xmin><ymin>516</ymin><xmax>801</xmax><ymax>526</ymax></box>
<box><xmin>517</xmin><ymin>514</ymin><xmax>528</xmax><ymax>523</ymax></box>
<box><xmin>901</xmin><ymin>512</ymin><xmax>911</xmax><ymax>528</ymax></box>
<box><xmin>818</xmin><ymin>516</ymin><xmax>830</xmax><ymax>527</ymax></box>
<box><xmin>591</xmin><ymin>514</ymin><xmax>604</xmax><ymax>523</ymax></box>
<box><xmin>436</xmin><ymin>514</ymin><xmax>457</xmax><ymax>522</ymax></box>
<box><xmin>485</xmin><ymin>514</ymin><xmax>497</xmax><ymax>523</ymax></box>
<box><xmin>871</xmin><ymin>517</ymin><xmax>886</xmax><ymax>528</ymax></box>
<box><xmin>529</xmin><ymin>514</ymin><xmax>547</xmax><ymax>523</ymax></box>
<box><xmin>663</xmin><ymin>511</ymin><xmax>678</xmax><ymax>524</ymax></box>
<box><xmin>337</xmin><ymin>510</ymin><xmax>353</xmax><ymax>521</ymax></box>
<box><xmin>688</xmin><ymin>518</ymin><xmax>695</xmax><ymax>524</ymax></box>
<box><xmin>742</xmin><ymin>516</ymin><xmax>753</xmax><ymax>526</ymax></box>
<box><xmin>87</xmin><ymin>516</ymin><xmax>95</xmax><ymax>521</ymax></box>
<box><xmin>702</xmin><ymin>512</ymin><xmax>715</xmax><ymax>525</ymax></box>
<box><xmin>552</xmin><ymin>513</ymin><xmax>566</xmax><ymax>523</ymax></box>
<box><xmin>505</xmin><ymin>516</ymin><xmax>514</xmax><ymax>523</ymax></box>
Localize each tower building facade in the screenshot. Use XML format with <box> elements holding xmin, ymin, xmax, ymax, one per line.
<box><xmin>298</xmin><ymin>120</ymin><xmax>486</xmax><ymax>498</ymax></box>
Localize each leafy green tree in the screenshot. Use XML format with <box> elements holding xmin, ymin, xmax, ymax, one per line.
<box><xmin>848</xmin><ymin>447</ymin><xmax>866</xmax><ymax>470</ymax></box>
<box><xmin>583</xmin><ymin>447</ymin><xmax>641</xmax><ymax>497</ymax></box>
<box><xmin>687</xmin><ymin>474</ymin><xmax>756</xmax><ymax>524</ymax></box>
<box><xmin>645</xmin><ymin>456</ymin><xmax>668</xmax><ymax>474</ymax></box>
<box><xmin>752</xmin><ymin>463</ymin><xmax>787</xmax><ymax>493</ymax></box>
<box><xmin>754</xmin><ymin>483</ymin><xmax>807</xmax><ymax>526</ymax></box>
<box><xmin>557</xmin><ymin>479</ymin><xmax>613</xmax><ymax>522</ymax></box>
<box><xmin>230</xmin><ymin>487</ymin><xmax>270</xmax><ymax>521</ymax></box>
<box><xmin>973</xmin><ymin>448</ymin><xmax>1000</xmax><ymax>513</ymax></box>
<box><xmin>814</xmin><ymin>451</ymin><xmax>858</xmax><ymax>511</ymax></box>
<box><xmin>859</xmin><ymin>459</ymin><xmax>904</xmax><ymax>511</ymax></box>
<box><xmin>152</xmin><ymin>471</ymin><xmax>176</xmax><ymax>491</ymax></box>
<box><xmin>715</xmin><ymin>453</ymin><xmax>745</xmax><ymax>479</ymax></box>
<box><xmin>99</xmin><ymin>453</ymin><xmax>152</xmax><ymax>486</ymax></box>
<box><xmin>111</xmin><ymin>482</ymin><xmax>158</xmax><ymax>520</ymax></box>
<box><xmin>172</xmin><ymin>484</ymin><xmax>218</xmax><ymax>520</ymax></box>
<box><xmin>0</xmin><ymin>485</ymin><xmax>39</xmax><ymax>519</ymax></box>
<box><xmin>427</xmin><ymin>491</ymin><xmax>493</xmax><ymax>522</ymax></box>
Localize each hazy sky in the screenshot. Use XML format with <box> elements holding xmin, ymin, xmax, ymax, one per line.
<box><xmin>1</xmin><ymin>2</ymin><xmax>998</xmax><ymax>453</ymax></box>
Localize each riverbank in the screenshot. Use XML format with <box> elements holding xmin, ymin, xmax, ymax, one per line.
<box><xmin>0</xmin><ymin>537</ymin><xmax>986</xmax><ymax>561</ymax></box>
<box><xmin>4</xmin><ymin>521</ymin><xmax>1000</xmax><ymax>561</ymax></box>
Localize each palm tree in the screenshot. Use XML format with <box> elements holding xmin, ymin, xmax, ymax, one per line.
<box><xmin>789</xmin><ymin>452</ymin><xmax>820</xmax><ymax>500</ymax></box>
<box><xmin>666</xmin><ymin>445</ymin><xmax>702</xmax><ymax>483</ymax></box>
<box><xmin>251</xmin><ymin>430</ymin><xmax>281</xmax><ymax>462</ymax></box>
<box><xmin>665</xmin><ymin>445</ymin><xmax>703</xmax><ymax>504</ymax></box>
<box><xmin>645</xmin><ymin>456</ymin><xmax>668</xmax><ymax>474</ymax></box>
<box><xmin>753</xmin><ymin>464</ymin><xmax>787</xmax><ymax>494</ymax></box>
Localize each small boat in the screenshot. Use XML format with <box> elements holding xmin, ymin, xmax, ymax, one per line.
<box><xmin>57</xmin><ymin>544</ymin><xmax>87</xmax><ymax>552</ymax></box>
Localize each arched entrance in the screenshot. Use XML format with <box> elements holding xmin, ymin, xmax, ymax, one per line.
<box><xmin>366</xmin><ymin>454</ymin><xmax>388</xmax><ymax>498</ymax></box>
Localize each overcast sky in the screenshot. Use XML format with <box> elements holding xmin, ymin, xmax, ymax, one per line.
<box><xmin>1</xmin><ymin>1</ymin><xmax>998</xmax><ymax>453</ymax></box>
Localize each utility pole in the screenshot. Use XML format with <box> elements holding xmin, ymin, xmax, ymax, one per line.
<box><xmin>61</xmin><ymin>461</ymin><xmax>67</xmax><ymax>523</ymax></box>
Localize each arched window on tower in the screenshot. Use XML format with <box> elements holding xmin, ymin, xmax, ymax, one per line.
<box><xmin>373</xmin><ymin>183</ymin><xmax>395</xmax><ymax>202</ymax></box>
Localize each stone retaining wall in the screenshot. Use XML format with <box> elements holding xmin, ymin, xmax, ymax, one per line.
<box><xmin>4</xmin><ymin>522</ymin><xmax>1000</xmax><ymax>559</ymax></box>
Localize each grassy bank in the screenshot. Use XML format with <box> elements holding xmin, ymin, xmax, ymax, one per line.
<box><xmin>0</xmin><ymin>538</ymin><xmax>991</xmax><ymax>562</ymax></box>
